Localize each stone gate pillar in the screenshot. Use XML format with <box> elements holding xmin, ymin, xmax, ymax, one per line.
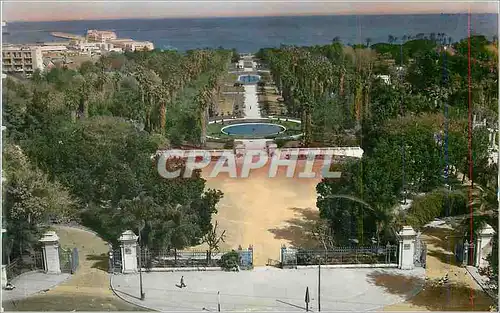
<box><xmin>398</xmin><ymin>226</ymin><xmax>417</xmax><ymax>270</ymax></box>
<box><xmin>39</xmin><ymin>231</ymin><xmax>61</xmax><ymax>274</ymax></box>
<box><xmin>119</xmin><ymin>230</ymin><xmax>138</xmax><ymax>274</ymax></box>
<box><xmin>475</xmin><ymin>224</ymin><xmax>495</xmax><ymax>268</ymax></box>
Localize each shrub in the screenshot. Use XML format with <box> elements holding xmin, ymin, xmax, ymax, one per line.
<box><xmin>223</xmin><ymin>140</ymin><xmax>234</xmax><ymax>149</ymax></box>
<box><xmin>296</xmin><ymin>249</ymin><xmax>314</xmax><ymax>265</ymax></box>
<box><xmin>274</xmin><ymin>138</ymin><xmax>289</xmax><ymax>148</ymax></box>
<box><xmin>405</xmin><ymin>188</ymin><xmax>467</xmax><ymax>228</ymax></box>
<box><xmin>219</xmin><ymin>250</ymin><xmax>240</xmax><ymax>271</ymax></box>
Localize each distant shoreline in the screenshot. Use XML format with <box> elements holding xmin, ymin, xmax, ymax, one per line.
<box><xmin>6</xmin><ymin>12</ymin><xmax>498</xmax><ymax>24</ymax></box>
<box><xmin>3</xmin><ymin>14</ymin><xmax>497</xmax><ymax>52</ymax></box>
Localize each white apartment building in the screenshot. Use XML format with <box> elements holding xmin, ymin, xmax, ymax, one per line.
<box><xmin>39</xmin><ymin>45</ymin><xmax>68</xmax><ymax>53</ymax></box>
<box><xmin>69</xmin><ymin>41</ymin><xmax>123</xmax><ymax>54</ymax></box>
<box><xmin>71</xmin><ymin>42</ymin><xmax>101</xmax><ymax>53</ymax></box>
<box><xmin>110</xmin><ymin>39</ymin><xmax>154</xmax><ymax>51</ymax></box>
<box><xmin>2</xmin><ymin>45</ymin><xmax>44</xmax><ymax>74</ymax></box>
<box><xmin>87</xmin><ymin>29</ymin><xmax>117</xmax><ymax>42</ymax></box>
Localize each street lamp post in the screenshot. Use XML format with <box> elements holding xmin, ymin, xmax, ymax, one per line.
<box><xmin>217</xmin><ymin>291</ymin><xmax>221</xmax><ymax>312</ymax></box>
<box><xmin>318</xmin><ymin>259</ymin><xmax>321</xmax><ymax>312</ymax></box>
<box><xmin>138</xmin><ymin>223</ymin><xmax>145</xmax><ymax>300</ymax></box>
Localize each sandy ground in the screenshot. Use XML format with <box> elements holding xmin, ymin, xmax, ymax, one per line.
<box><xmin>202</xmin><ymin>162</ymin><xmax>324</xmax><ymax>265</ymax></box>
<box><xmin>218</xmin><ymin>97</ymin><xmax>233</xmax><ymax>116</ymax></box>
<box><xmin>219</xmin><ymin>93</ymin><xmax>243</xmax><ymax>116</ymax></box>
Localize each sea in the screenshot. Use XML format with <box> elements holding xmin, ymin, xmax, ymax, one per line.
<box><xmin>2</xmin><ymin>14</ymin><xmax>498</xmax><ymax>53</ymax></box>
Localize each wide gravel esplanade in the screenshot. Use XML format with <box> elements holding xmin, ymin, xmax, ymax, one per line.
<box><xmin>112</xmin><ymin>267</ymin><xmax>425</xmax><ymax>311</ymax></box>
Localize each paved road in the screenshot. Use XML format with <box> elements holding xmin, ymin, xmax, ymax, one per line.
<box><xmin>2</xmin><ymin>272</ymin><xmax>71</xmax><ymax>301</ymax></box>
<box><xmin>112</xmin><ymin>266</ymin><xmax>425</xmax><ymax>311</ymax></box>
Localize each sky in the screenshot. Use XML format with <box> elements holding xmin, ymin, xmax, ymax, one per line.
<box><xmin>2</xmin><ymin>0</ymin><xmax>499</xmax><ymax>22</ymax></box>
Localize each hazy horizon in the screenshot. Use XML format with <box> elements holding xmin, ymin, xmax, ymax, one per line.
<box><xmin>2</xmin><ymin>1</ymin><xmax>498</xmax><ymax>23</ymax></box>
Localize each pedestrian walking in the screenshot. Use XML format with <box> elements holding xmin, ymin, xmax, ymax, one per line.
<box><xmin>180</xmin><ymin>275</ymin><xmax>186</xmax><ymax>288</ymax></box>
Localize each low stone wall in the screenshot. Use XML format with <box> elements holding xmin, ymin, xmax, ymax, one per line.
<box><xmin>142</xmin><ymin>267</ymin><xmax>222</xmax><ymax>272</ymax></box>
<box><xmin>295</xmin><ymin>264</ymin><xmax>399</xmax><ymax>270</ymax></box>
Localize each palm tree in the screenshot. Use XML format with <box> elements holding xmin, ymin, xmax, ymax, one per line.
<box><xmin>318</xmin><ymin>194</ymin><xmax>394</xmax><ymax>246</ymax></box>
<box><xmin>157</xmin><ymin>81</ymin><xmax>171</xmax><ymax>133</ymax></box>
<box><xmin>297</xmin><ymin>90</ymin><xmax>313</xmax><ymax>147</ymax></box>
<box><xmin>96</xmin><ymin>57</ymin><xmax>111</xmax><ymax>93</ymax></box>
<box><xmin>459</xmin><ymin>183</ymin><xmax>498</xmax><ymax>234</ymax></box>
<box><xmin>70</xmin><ymin>72</ymin><xmax>96</xmax><ymax>119</ymax></box>
<box><xmin>196</xmin><ymin>87</ymin><xmax>210</xmax><ymax>146</ymax></box>
<box><xmin>365</xmin><ymin>38</ymin><xmax>372</xmax><ymax>48</ymax></box>
<box><xmin>134</xmin><ymin>67</ymin><xmax>161</xmax><ymax>132</ymax></box>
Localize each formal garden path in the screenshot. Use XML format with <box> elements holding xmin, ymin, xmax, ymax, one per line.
<box><xmin>3</xmin><ymin>225</ymin><xmax>146</xmax><ymax>311</ymax></box>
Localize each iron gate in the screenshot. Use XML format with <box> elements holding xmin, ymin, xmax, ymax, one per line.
<box><xmin>455</xmin><ymin>240</ymin><xmax>476</xmax><ymax>266</ymax></box>
<box><xmin>59</xmin><ymin>247</ymin><xmax>79</xmax><ymax>274</ymax></box>
<box><xmin>111</xmin><ymin>248</ymin><xmax>122</xmax><ymax>273</ymax></box>
<box><xmin>414</xmin><ymin>235</ymin><xmax>427</xmax><ymax>268</ymax></box>
<box><xmin>71</xmin><ymin>248</ymin><xmax>79</xmax><ymax>273</ymax></box>
<box><xmin>60</xmin><ymin>248</ymin><xmax>72</xmax><ymax>273</ymax></box>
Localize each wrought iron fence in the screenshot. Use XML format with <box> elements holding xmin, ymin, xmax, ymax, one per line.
<box><xmin>5</xmin><ymin>251</ymin><xmax>44</xmax><ymax>281</ymax></box>
<box><xmin>281</xmin><ymin>245</ymin><xmax>398</xmax><ymax>268</ymax></box>
<box><xmin>140</xmin><ymin>247</ymin><xmax>253</xmax><ymax>270</ymax></box>
<box><xmin>141</xmin><ymin>249</ymin><xmax>217</xmax><ymax>269</ymax></box>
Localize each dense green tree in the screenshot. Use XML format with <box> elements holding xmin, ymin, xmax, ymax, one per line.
<box><xmin>22</xmin><ymin>116</ymin><xmax>222</xmax><ymax>248</ymax></box>
<box><xmin>2</xmin><ymin>142</ymin><xmax>76</xmax><ymax>261</ymax></box>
